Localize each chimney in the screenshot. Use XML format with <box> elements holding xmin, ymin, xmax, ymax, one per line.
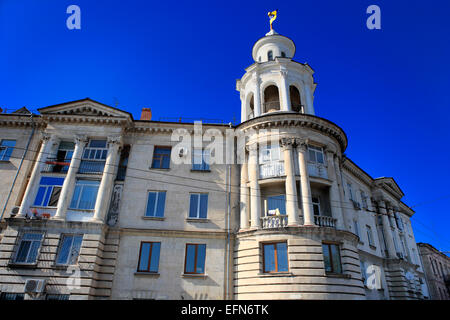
<box><xmin>140</xmin><ymin>108</ymin><xmax>152</xmax><ymax>120</ymax></box>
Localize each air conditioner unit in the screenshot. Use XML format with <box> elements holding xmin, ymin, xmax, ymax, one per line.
<box><xmin>24</xmin><ymin>279</ymin><xmax>46</xmax><ymax>294</ymax></box>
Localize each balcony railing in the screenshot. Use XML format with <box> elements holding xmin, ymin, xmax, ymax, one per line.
<box><xmin>260</xmin><ymin>160</ymin><xmax>285</xmax><ymax>179</ymax></box>
<box><xmin>78</xmin><ymin>160</ymin><xmax>105</xmax><ymax>174</ymax></box>
<box><xmin>263</xmin><ymin>101</ymin><xmax>281</xmax><ymax>112</ymax></box>
<box><xmin>314</xmin><ymin>215</ymin><xmax>337</xmax><ymax>228</ymax></box>
<box><xmin>261</xmin><ymin>215</ymin><xmax>288</xmax><ymax>229</ymax></box>
<box><xmin>307</xmin><ymin>162</ymin><xmax>328</xmax><ymax>179</ymax></box>
<box><xmin>42</xmin><ymin>158</ymin><xmax>71</xmax><ymax>173</ymax></box>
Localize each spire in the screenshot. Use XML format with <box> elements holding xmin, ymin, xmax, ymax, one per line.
<box><xmin>268</xmin><ymin>10</ymin><xmax>278</xmax><ymax>31</ymax></box>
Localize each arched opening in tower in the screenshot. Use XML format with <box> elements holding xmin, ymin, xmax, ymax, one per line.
<box><xmin>264</xmin><ymin>85</ymin><xmax>280</xmax><ymax>113</ymax></box>
<box><xmin>290</xmin><ymin>86</ymin><xmax>302</xmax><ymax>113</ymax></box>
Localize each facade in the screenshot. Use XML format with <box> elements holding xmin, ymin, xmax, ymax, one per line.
<box><xmin>0</xmin><ymin>27</ymin><xmax>430</xmax><ymax>300</ymax></box>
<box><xmin>417</xmin><ymin>243</ymin><xmax>449</xmax><ymax>300</ymax></box>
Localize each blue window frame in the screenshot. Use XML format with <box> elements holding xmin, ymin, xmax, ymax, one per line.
<box><xmin>137</xmin><ymin>242</ymin><xmax>161</xmax><ymax>273</ymax></box>
<box><xmin>82</xmin><ymin>140</ymin><xmax>107</xmax><ymax>160</ymax></box>
<box><xmin>0</xmin><ymin>140</ymin><xmax>16</xmax><ymax>161</ymax></box>
<box><xmin>69</xmin><ymin>180</ymin><xmax>100</xmax><ymax>210</ymax></box>
<box><xmin>266</xmin><ymin>195</ymin><xmax>286</xmax><ymax>215</ymax></box>
<box><xmin>56</xmin><ymin>235</ymin><xmax>83</xmax><ymax>265</ymax></box>
<box><xmin>151</xmin><ymin>146</ymin><xmax>171</xmax><ymax>169</ymax></box>
<box><xmin>322</xmin><ymin>243</ymin><xmax>342</xmax><ymax>274</ymax></box>
<box><xmin>33</xmin><ymin>177</ymin><xmax>65</xmax><ymax>207</ymax></box>
<box><xmin>184</xmin><ymin>244</ymin><xmax>206</xmax><ymax>274</ymax></box>
<box><xmin>263</xmin><ymin>242</ymin><xmax>288</xmax><ymax>273</ymax></box>
<box><xmin>189</xmin><ymin>193</ymin><xmax>208</xmax><ymax>219</ymax></box>
<box><xmin>0</xmin><ymin>293</ymin><xmax>24</xmax><ymax>300</ymax></box>
<box><xmin>192</xmin><ymin>148</ymin><xmax>210</xmax><ymax>171</ymax></box>
<box><xmin>145</xmin><ymin>191</ymin><xmax>166</xmax><ymax>217</ymax></box>
<box><xmin>14</xmin><ymin>233</ymin><xmax>43</xmax><ymax>264</ymax></box>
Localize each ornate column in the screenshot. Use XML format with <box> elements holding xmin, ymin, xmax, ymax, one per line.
<box><xmin>280</xmin><ymin>137</ymin><xmax>299</xmax><ymax>226</ymax></box>
<box><xmin>54</xmin><ymin>135</ymin><xmax>88</xmax><ymax>220</ymax></box>
<box><xmin>92</xmin><ymin>136</ymin><xmax>122</xmax><ymax>222</ymax></box>
<box><xmin>18</xmin><ymin>133</ymin><xmax>57</xmax><ymax>217</ymax></box>
<box><xmin>378</xmin><ymin>200</ymin><xmax>397</xmax><ymax>258</ymax></box>
<box><xmin>279</xmin><ymin>68</ymin><xmax>291</xmax><ymax>111</ymax></box>
<box><xmin>252</xmin><ymin>73</ymin><xmax>262</xmax><ymax>117</ymax></box>
<box><xmin>240</xmin><ymin>158</ymin><xmax>250</xmax><ymax>230</ymax></box>
<box><xmin>303</xmin><ymin>81</ymin><xmax>315</xmax><ymax>115</ymax></box>
<box><xmin>295</xmin><ymin>139</ymin><xmax>314</xmax><ymax>226</ymax></box>
<box><xmin>387</xmin><ymin>204</ymin><xmax>403</xmax><ymax>255</ymax></box>
<box><xmin>247</xmin><ymin>143</ymin><xmax>261</xmax><ymax>229</ymax></box>
<box><xmin>240</xmin><ymin>92</ymin><xmax>246</xmax><ymax>122</ymax></box>
<box><xmin>325</xmin><ymin>149</ymin><xmax>345</xmax><ymax>229</ymax></box>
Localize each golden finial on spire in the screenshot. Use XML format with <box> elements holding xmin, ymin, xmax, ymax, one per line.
<box><xmin>268</xmin><ymin>10</ymin><xmax>278</xmax><ymax>30</ymax></box>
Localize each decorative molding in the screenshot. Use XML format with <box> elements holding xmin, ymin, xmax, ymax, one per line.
<box><xmin>74</xmin><ymin>134</ymin><xmax>88</xmax><ymax>144</ymax></box>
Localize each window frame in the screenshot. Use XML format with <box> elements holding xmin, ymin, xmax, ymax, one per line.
<box><xmin>184</xmin><ymin>243</ymin><xmax>206</xmax><ymax>275</ymax></box>
<box><xmin>366</xmin><ymin>225</ymin><xmax>374</xmax><ymax>246</ymax></box>
<box><xmin>137</xmin><ymin>241</ymin><xmax>161</xmax><ymax>273</ymax></box>
<box><xmin>192</xmin><ymin>148</ymin><xmax>210</xmax><ymax>171</ymax></box>
<box><xmin>188</xmin><ymin>193</ymin><xmax>208</xmax><ymax>219</ymax></box>
<box><xmin>307</xmin><ymin>145</ymin><xmax>325</xmax><ymax>164</ymax></box>
<box><xmin>55</xmin><ymin>234</ymin><xmax>83</xmax><ymax>266</ymax></box>
<box><xmin>13</xmin><ymin>232</ymin><xmax>44</xmax><ymax>265</ymax></box>
<box><xmin>262</xmin><ymin>241</ymin><xmax>289</xmax><ymax>273</ymax></box>
<box><xmin>33</xmin><ymin>177</ymin><xmax>65</xmax><ymax>208</ymax></box>
<box><xmin>82</xmin><ymin>139</ymin><xmax>108</xmax><ymax>161</ymax></box>
<box><xmin>266</xmin><ymin>194</ymin><xmax>286</xmax><ymax>216</ymax></box>
<box><xmin>312</xmin><ymin>195</ymin><xmax>321</xmax><ymax>216</ymax></box>
<box><xmin>353</xmin><ymin>220</ymin><xmax>361</xmax><ymax>239</ymax></box>
<box><xmin>69</xmin><ymin>179</ymin><xmax>100</xmax><ymax>210</ymax></box>
<box><xmin>322</xmin><ymin>242</ymin><xmax>343</xmax><ymax>274</ymax></box>
<box><xmin>0</xmin><ymin>139</ymin><xmax>16</xmax><ymax>161</ymax></box>
<box><xmin>151</xmin><ymin>146</ymin><xmax>172</xmax><ymax>169</ymax></box>
<box><xmin>145</xmin><ymin>191</ymin><xmax>167</xmax><ymax>217</ymax></box>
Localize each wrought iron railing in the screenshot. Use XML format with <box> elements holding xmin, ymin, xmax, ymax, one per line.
<box><xmin>261</xmin><ymin>215</ymin><xmax>288</xmax><ymax>229</ymax></box>
<box><xmin>42</xmin><ymin>158</ymin><xmax>71</xmax><ymax>173</ymax></box>
<box><xmin>314</xmin><ymin>215</ymin><xmax>337</xmax><ymax>228</ymax></box>
<box><xmin>78</xmin><ymin>160</ymin><xmax>105</xmax><ymax>174</ymax></box>
<box><xmin>260</xmin><ymin>160</ymin><xmax>285</xmax><ymax>179</ymax></box>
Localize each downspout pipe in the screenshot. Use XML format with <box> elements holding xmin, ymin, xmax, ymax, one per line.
<box><xmin>0</xmin><ymin>113</ymin><xmax>35</xmax><ymax>220</ymax></box>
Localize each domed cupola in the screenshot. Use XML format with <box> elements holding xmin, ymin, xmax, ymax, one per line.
<box><xmin>236</xmin><ymin>14</ymin><xmax>316</xmax><ymax>123</ymax></box>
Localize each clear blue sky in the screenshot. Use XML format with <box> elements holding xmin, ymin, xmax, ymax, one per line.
<box><xmin>1</xmin><ymin>0</ymin><xmax>449</xmax><ymax>252</ymax></box>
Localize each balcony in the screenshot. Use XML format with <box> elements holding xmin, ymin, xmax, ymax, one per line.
<box><xmin>261</xmin><ymin>215</ymin><xmax>288</xmax><ymax>229</ymax></box>
<box><xmin>42</xmin><ymin>158</ymin><xmax>71</xmax><ymax>173</ymax></box>
<box><xmin>78</xmin><ymin>160</ymin><xmax>105</xmax><ymax>174</ymax></box>
<box><xmin>260</xmin><ymin>160</ymin><xmax>285</xmax><ymax>179</ymax></box>
<box><xmin>314</xmin><ymin>215</ymin><xmax>337</xmax><ymax>228</ymax></box>
<box><xmin>263</xmin><ymin>101</ymin><xmax>281</xmax><ymax>113</ymax></box>
<box><xmin>307</xmin><ymin>162</ymin><xmax>328</xmax><ymax>179</ymax></box>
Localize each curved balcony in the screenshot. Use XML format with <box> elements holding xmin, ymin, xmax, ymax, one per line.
<box><xmin>314</xmin><ymin>215</ymin><xmax>337</xmax><ymax>228</ymax></box>
<box><xmin>261</xmin><ymin>215</ymin><xmax>288</xmax><ymax>229</ymax></box>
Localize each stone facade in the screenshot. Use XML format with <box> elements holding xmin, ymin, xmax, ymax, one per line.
<box><xmin>417</xmin><ymin>243</ymin><xmax>449</xmax><ymax>300</ymax></box>
<box><xmin>0</xmin><ymin>28</ymin><xmax>430</xmax><ymax>300</ymax></box>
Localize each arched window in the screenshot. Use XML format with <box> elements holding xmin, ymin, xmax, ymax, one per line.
<box><xmin>248</xmin><ymin>95</ymin><xmax>254</xmax><ymax>119</ymax></box>
<box><xmin>289</xmin><ymin>86</ymin><xmax>302</xmax><ymax>112</ymax></box>
<box><xmin>281</xmin><ymin>52</ymin><xmax>286</xmax><ymax>58</ymax></box>
<box><xmin>267</xmin><ymin>51</ymin><xmax>273</xmax><ymax>61</ymax></box>
<box><xmin>263</xmin><ymin>85</ymin><xmax>280</xmax><ymax>113</ymax></box>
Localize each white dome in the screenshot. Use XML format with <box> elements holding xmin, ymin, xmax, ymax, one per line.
<box><xmin>252</xmin><ymin>30</ymin><xmax>296</xmax><ymax>63</ymax></box>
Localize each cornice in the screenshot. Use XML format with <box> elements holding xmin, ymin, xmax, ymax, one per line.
<box><xmin>236</xmin><ymin>112</ymin><xmax>348</xmax><ymax>153</ymax></box>
<box><xmin>0</xmin><ymin>115</ymin><xmax>45</xmax><ymax>128</ymax></box>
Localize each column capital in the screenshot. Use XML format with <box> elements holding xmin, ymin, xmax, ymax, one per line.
<box><xmin>245</xmin><ymin>143</ymin><xmax>258</xmax><ymax>153</ymax></box>
<box><xmin>74</xmin><ymin>134</ymin><xmax>88</xmax><ymax>144</ymax></box>
<box><xmin>279</xmin><ymin>68</ymin><xmax>288</xmax><ymax>78</ymax></box>
<box><xmin>251</xmin><ymin>72</ymin><xmax>261</xmax><ymax>85</ymax></box>
<box><xmin>294</xmin><ymin>138</ymin><xmax>309</xmax><ymax>151</ymax></box>
<box><xmin>280</xmin><ymin>137</ymin><xmax>296</xmax><ymax>150</ymax></box>
<box><xmin>107</xmin><ymin>135</ymin><xmax>122</xmax><ymax>146</ymax></box>
<box><xmin>41</xmin><ymin>132</ymin><xmax>52</xmax><ymax>142</ymax></box>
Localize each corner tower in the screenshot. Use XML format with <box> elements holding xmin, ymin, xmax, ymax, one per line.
<box><xmin>236</xmin><ymin>28</ymin><xmax>316</xmax><ymax>123</ymax></box>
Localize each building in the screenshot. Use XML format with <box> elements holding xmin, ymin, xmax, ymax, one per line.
<box><xmin>0</xmin><ymin>25</ymin><xmax>429</xmax><ymax>300</ymax></box>
<box><xmin>417</xmin><ymin>243</ymin><xmax>449</xmax><ymax>300</ymax></box>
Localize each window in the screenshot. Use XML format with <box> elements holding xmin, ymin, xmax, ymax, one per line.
<box><xmin>69</xmin><ymin>180</ymin><xmax>100</xmax><ymax>210</ymax></box>
<box><xmin>366</xmin><ymin>225</ymin><xmax>374</xmax><ymax>246</ymax></box>
<box><xmin>308</xmin><ymin>145</ymin><xmax>324</xmax><ymax>164</ymax></box>
<box><xmin>192</xmin><ymin>148</ymin><xmax>210</xmax><ymax>171</ymax></box>
<box><xmin>312</xmin><ymin>196</ymin><xmax>321</xmax><ymax>215</ymax></box>
<box><xmin>322</xmin><ymin>243</ymin><xmax>342</xmax><ymax>274</ymax></box>
<box><xmin>56</xmin><ymin>235</ymin><xmax>83</xmax><ymax>265</ymax></box>
<box><xmin>347</xmin><ymin>182</ymin><xmax>354</xmax><ymax>201</ymax></box>
<box><xmin>46</xmin><ymin>294</ymin><xmax>69</xmax><ymax>300</ymax></box>
<box><xmin>267</xmin><ymin>50</ymin><xmax>273</xmax><ymax>61</ymax></box>
<box><xmin>360</xmin><ymin>261</ymin><xmax>367</xmax><ymax>283</ymax></box>
<box><xmin>184</xmin><ymin>244</ymin><xmax>206</xmax><ymax>274</ymax></box>
<box><xmin>266</xmin><ymin>195</ymin><xmax>286</xmax><ymax>215</ymax></box>
<box><xmin>394</xmin><ymin>212</ymin><xmax>404</xmax><ymax>231</ymax></box>
<box><xmin>82</xmin><ymin>140</ymin><xmax>107</xmax><ymax>160</ymax></box>
<box><xmin>281</xmin><ymin>51</ymin><xmax>286</xmax><ymax>58</ymax></box>
<box><xmin>0</xmin><ymin>139</ymin><xmax>16</xmax><ymax>161</ymax></box>
<box><xmin>0</xmin><ymin>293</ymin><xmax>24</xmax><ymax>300</ymax></box>
<box><xmin>189</xmin><ymin>193</ymin><xmax>208</xmax><ymax>219</ymax></box>
<box><xmin>145</xmin><ymin>191</ymin><xmax>166</xmax><ymax>217</ymax></box>
<box><xmin>33</xmin><ymin>177</ymin><xmax>64</xmax><ymax>207</ymax></box>
<box><xmin>353</xmin><ymin>220</ymin><xmax>361</xmax><ymax>239</ymax></box>
<box><xmin>137</xmin><ymin>242</ymin><xmax>161</xmax><ymax>273</ymax></box>
<box><xmin>151</xmin><ymin>146</ymin><xmax>171</xmax><ymax>169</ymax></box>
<box><xmin>14</xmin><ymin>233</ymin><xmax>43</xmax><ymax>264</ymax></box>
<box><xmin>262</xmin><ymin>242</ymin><xmax>288</xmax><ymax>273</ymax></box>
<box><xmin>360</xmin><ymin>190</ymin><xmax>368</xmax><ymax>209</ymax></box>
<box><xmin>259</xmin><ymin>144</ymin><xmax>280</xmax><ymax>163</ymax></box>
